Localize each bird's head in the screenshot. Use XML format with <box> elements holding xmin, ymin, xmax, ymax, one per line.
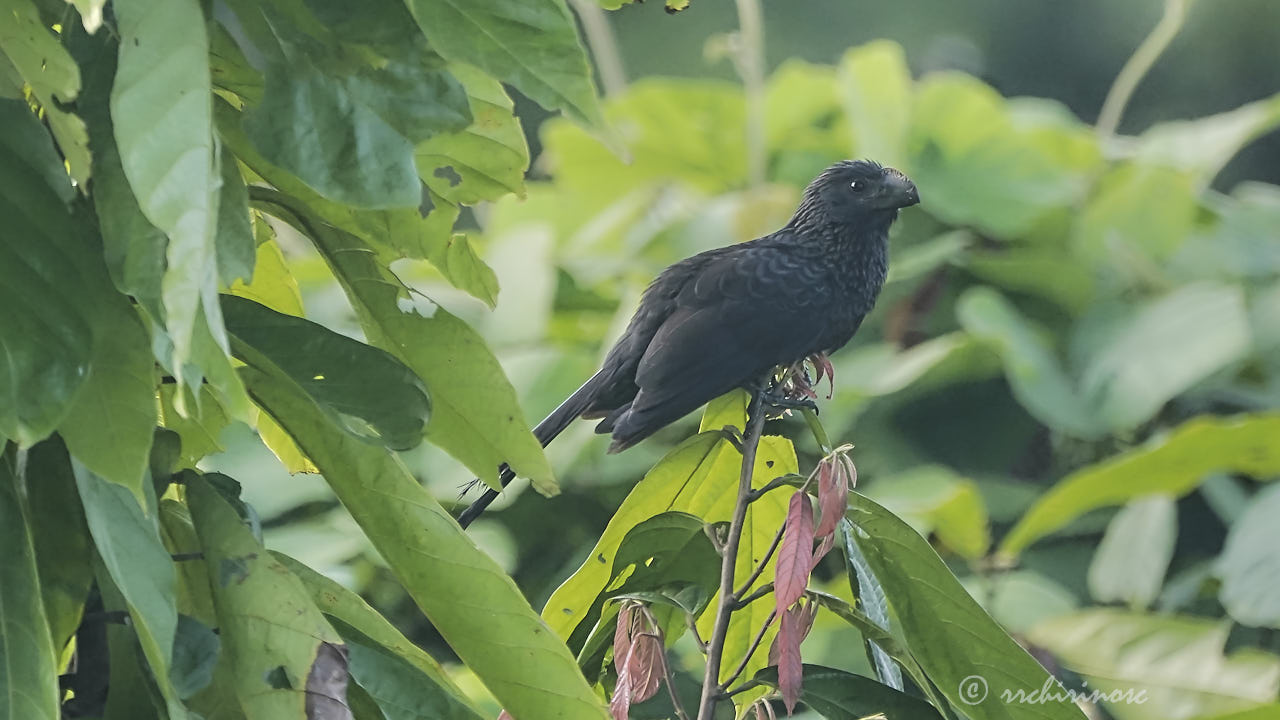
<box><xmin>798</xmin><ymin>160</ymin><xmax>920</xmax><ymax>226</ymax></box>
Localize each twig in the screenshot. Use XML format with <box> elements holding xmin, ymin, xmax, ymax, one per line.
<box><xmin>736</xmin><ymin>520</ymin><xmax>784</xmax><ymax>597</ymax></box>
<box><xmin>734</xmin><ymin>581</ymin><xmax>774</xmax><ymax>610</ymax></box>
<box><xmin>720</xmin><ymin>608</ymin><xmax>777</xmax><ymax>692</ymax></box>
<box><xmin>688</xmin><ymin>614</ymin><xmax>709</xmax><ymax>654</ymax></box>
<box><xmin>732</xmin><ymin>0</ymin><xmax>766</xmax><ymax>187</ymax></box>
<box><xmin>1096</xmin><ymin>0</ymin><xmax>1190</xmax><ymax>139</ymax></box>
<box><xmin>569</xmin><ymin>0</ymin><xmax>628</xmax><ymax>98</ymax></box>
<box><xmin>697</xmin><ymin>390</ymin><xmax>768</xmax><ymax>720</ymax></box>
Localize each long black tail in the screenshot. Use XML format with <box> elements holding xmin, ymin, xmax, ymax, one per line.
<box><xmin>456</xmin><ymin>371</ymin><xmax>607</xmax><ymax>528</ymax></box>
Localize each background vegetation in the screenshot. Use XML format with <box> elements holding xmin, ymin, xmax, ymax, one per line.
<box><xmin>3</xmin><ymin>0</ymin><xmax>1279</xmax><ymax>719</ymax></box>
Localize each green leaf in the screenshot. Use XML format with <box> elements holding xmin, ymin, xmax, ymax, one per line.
<box><xmin>751</xmin><ymin>665</ymin><xmax>944</xmax><ymax>720</ymax></box>
<box><xmin>229</xmin><ymin>224</ymin><xmax>304</xmax><ymax>316</ymax></box>
<box><xmin>23</xmin><ymin>438</ymin><xmax>93</xmax><ymax>653</ymax></box>
<box><xmin>1073</xmin><ymin>163</ymin><xmax>1197</xmax><ymax>265</ymax></box>
<box><xmin>0</xmin><ymin>444</ymin><xmax>61</xmax><ymax>720</ymax></box>
<box><xmin>240</xmin><ymin>365</ymin><xmax>606</xmax><ymax>719</ymax></box>
<box><xmin>864</xmin><ymin>465</ymin><xmax>991</xmax><ymax>560</ymax></box>
<box><xmin>111</xmin><ymin>0</ymin><xmax>223</xmax><ymax>383</ymax></box>
<box><xmin>57</xmin><ymin>302</ymin><xmax>158</xmax><ymax>503</ymax></box>
<box><xmin>170</xmin><ymin>615</ymin><xmax>221</xmax><ymax>700</ymax></box>
<box><xmin>844</xmin><ymin>492</ymin><xmax>1087</xmax><ymax>720</ymax></box>
<box><xmin>159</xmin><ymin>384</ymin><xmax>231</xmax><ymax>469</ymax></box>
<box><xmin>0</xmin><ymin>0</ymin><xmax>91</xmax><ymax>183</ymax></box>
<box><xmin>252</xmin><ymin>191</ymin><xmax>553</xmax><ymax>493</ymax></box>
<box><xmin>73</xmin><ymin>461</ymin><xmax>188</xmax><ymax>718</ymax></box>
<box><xmin>225</xmin><ymin>0</ymin><xmax>470</xmax><ymax>209</ymax></box>
<box><xmin>608</xmin><ymin>511</ymin><xmax>721</xmax><ymax>616</ymax></box>
<box><xmin>403</xmin><ymin>0</ymin><xmax>606</xmax><ymax>132</ymax></box>
<box><xmin>334</xmin><ymin>618</ymin><xmax>485</xmax><ymax>720</ymax></box>
<box><xmin>1134</xmin><ymin>92</ymin><xmax>1280</xmax><ymax>184</ymax></box>
<box><xmin>216</xmin><ymin>99</ymin><xmax>499</xmax><ymax>308</ymax></box>
<box><xmin>187</xmin><ymin>476</ymin><xmax>352</xmax><ymax>719</ymax></box>
<box><xmin>1079</xmin><ymin>283</ymin><xmax>1251</xmax><ymax>432</ymax></box>
<box><xmin>215</xmin><ymin>146</ymin><xmax>255</xmax><ymax>286</ymax></box>
<box><xmin>838</xmin><ymin>40</ymin><xmax>912</xmax><ymax>169</ymax></box>
<box><xmin>273</xmin><ymin>551</ymin><xmax>481</xmax><ymax>713</ymax></box>
<box><xmin>957</xmin><ymin>286</ymin><xmax>1102</xmax><ymax>438</ymax></box>
<box><xmin>1215</xmin><ymin>483</ymin><xmax>1280</xmax><ymax>628</ymax></box>
<box><xmin>223</xmin><ymin>294</ymin><xmax>431</xmax><ymax>451</ymax></box>
<box><xmin>0</xmin><ymin>99</ymin><xmax>96</xmax><ymax>444</ymax></box>
<box><xmin>1087</xmin><ymin>495</ymin><xmax>1177</xmax><ymax>609</ymax></box>
<box><xmin>908</xmin><ymin>73</ymin><xmax>1094</xmax><ymax>237</ymax></box>
<box><xmin>1000</xmin><ymin>413</ymin><xmax>1280</xmax><ymax>558</ymax></box>
<box><xmin>1027</xmin><ymin>609</ymin><xmax>1280</xmax><ymax>720</ymax></box>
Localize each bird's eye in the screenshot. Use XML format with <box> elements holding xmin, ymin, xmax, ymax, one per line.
<box><xmin>850</xmin><ymin>180</ymin><xmax>865</xmax><ymax>192</ymax></box>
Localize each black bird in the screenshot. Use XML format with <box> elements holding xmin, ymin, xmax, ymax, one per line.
<box><xmin>458</xmin><ymin>160</ymin><xmax>918</xmax><ymax>528</ymax></box>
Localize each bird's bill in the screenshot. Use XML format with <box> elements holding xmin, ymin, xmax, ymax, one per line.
<box><xmin>884</xmin><ymin>168</ymin><xmax>920</xmax><ymax>208</ymax></box>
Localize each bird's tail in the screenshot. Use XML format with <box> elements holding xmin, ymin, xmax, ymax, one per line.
<box><xmin>456</xmin><ymin>371</ymin><xmax>608</xmax><ymax>528</ymax></box>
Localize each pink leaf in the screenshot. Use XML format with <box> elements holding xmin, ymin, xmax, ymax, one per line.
<box><xmin>497</xmin><ymin>712</ymin><xmax>514</xmax><ymax>720</ymax></box>
<box><xmin>810</xmin><ymin>533</ymin><xmax>834</xmax><ymax>571</ymax></box>
<box><xmin>610</xmin><ymin>604</ymin><xmax>636</xmax><ymax>720</ymax></box>
<box><xmin>613</xmin><ymin>603</ymin><xmax>634</xmax><ymax>672</ymax></box>
<box><xmin>814</xmin><ymin>459</ymin><xmax>841</xmax><ymax>537</ymax></box>
<box><xmin>777</xmin><ymin>604</ymin><xmax>805</xmax><ymax>715</ymax></box>
<box><xmin>609</xmin><ymin>666</ymin><xmax>632</xmax><ymax>720</ymax></box>
<box><xmin>775</xmin><ymin>492</ymin><xmax>815</xmax><ymax>614</ymax></box>
<box><xmin>629</xmin><ymin>632</ymin><xmax>664</xmax><ymax>703</ymax></box>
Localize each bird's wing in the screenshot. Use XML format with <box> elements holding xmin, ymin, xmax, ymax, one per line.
<box><xmin>621</xmin><ymin>242</ymin><xmax>831</xmax><ymax>432</ymax></box>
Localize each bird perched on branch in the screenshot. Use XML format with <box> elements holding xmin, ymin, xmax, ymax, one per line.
<box><xmin>458</xmin><ymin>160</ymin><xmax>918</xmax><ymax>528</ymax></box>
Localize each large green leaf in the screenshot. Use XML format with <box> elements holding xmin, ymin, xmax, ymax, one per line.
<box><xmin>0</xmin><ymin>445</ymin><xmax>61</xmax><ymax>720</ymax></box>
<box><xmin>863</xmin><ymin>465</ymin><xmax>991</xmax><ymax>560</ymax></box>
<box><xmin>23</xmin><ymin>438</ymin><xmax>93</xmax><ymax>653</ymax></box>
<box><xmin>223</xmin><ymin>0</ymin><xmax>469</xmax><ymax>208</ymax></box>
<box><xmin>73</xmin><ymin>461</ymin><xmax>188</xmax><ymax>718</ymax></box>
<box><xmin>222</xmin><ymin>295</ymin><xmax>431</xmax><ymax>451</ymax></box>
<box><xmin>0</xmin><ymin>99</ymin><xmax>94</xmax><ymax>444</ymax></box>
<box><xmin>215</xmin><ymin>145</ymin><xmax>255</xmax><ymax>287</ymax></box>
<box><xmin>1087</xmin><ymin>495</ymin><xmax>1177</xmax><ymax>609</ymax></box>
<box><xmin>1000</xmin><ymin>413</ymin><xmax>1280</xmax><ymax>557</ymax></box>
<box><xmin>273</xmin><ymin>551</ymin><xmax>481</xmax><ymax>715</ymax></box>
<box><xmin>216</xmin><ymin>99</ymin><xmax>499</xmax><ymax>308</ymax></box>
<box><xmin>1134</xmin><ymin>92</ymin><xmax>1280</xmax><ymax>184</ymax></box>
<box><xmin>845</xmin><ymin>492</ymin><xmax>1086</xmax><ymax>720</ymax></box>
<box><xmin>335</xmin><ymin>619</ymin><xmax>484</xmax><ymax>720</ymax></box>
<box><xmin>1073</xmin><ymin>163</ymin><xmax>1197</xmax><ymax>265</ymax></box>
<box><xmin>111</xmin><ymin>0</ymin><xmax>222</xmax><ymax>383</ymax></box>
<box><xmin>250</xmin><ymin>190</ymin><xmax>553</xmax><ymax>493</ymax></box>
<box><xmin>838</xmin><ymin>41</ymin><xmax>912</xmax><ymax>169</ymax></box>
<box><xmin>957</xmin><ymin>287</ymin><xmax>1102</xmax><ymax>438</ymax></box>
<box><xmin>751</xmin><ymin>665</ymin><xmax>944</xmax><ymax>720</ymax></box>
<box><xmin>187</xmin><ymin>476</ymin><xmax>352</xmax><ymax>719</ymax></box>
<box><xmin>240</xmin><ymin>365</ymin><xmax>606</xmax><ymax>719</ymax></box>
<box><xmin>1079</xmin><ymin>283</ymin><xmax>1251</xmax><ymax>431</ymax></box>
<box><xmin>1215</xmin><ymin>483</ymin><xmax>1280</xmax><ymax>628</ymax></box>
<box><xmin>403</xmin><ymin>0</ymin><xmax>606</xmax><ymax>132</ymax></box>
<box><xmin>1028</xmin><ymin>610</ymin><xmax>1280</xmax><ymax>720</ymax></box>
<box><xmin>57</xmin><ymin>301</ymin><xmax>158</xmax><ymax>502</ymax></box>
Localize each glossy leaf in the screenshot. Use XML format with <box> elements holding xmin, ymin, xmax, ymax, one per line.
<box><xmin>404</xmin><ymin>0</ymin><xmax>606</xmax><ymax>132</ymax></box>
<box><xmin>187</xmin><ymin>476</ymin><xmax>353</xmax><ymax>719</ymax></box>
<box><xmin>1087</xmin><ymin>495</ymin><xmax>1177</xmax><ymax>609</ymax></box>
<box><xmin>241</xmin><ymin>365</ymin><xmax>607</xmax><ymax>719</ymax></box>
<box><xmin>1215</xmin><ymin>483</ymin><xmax>1280</xmax><ymax>628</ymax></box>
<box><xmin>112</xmin><ymin>0</ymin><xmax>223</xmax><ymax>381</ymax></box>
<box><xmin>250</xmin><ymin>191</ymin><xmax>553</xmax><ymax>493</ymax></box>
<box><xmin>223</xmin><ymin>294</ymin><xmax>431</xmax><ymax>451</ymax></box>
<box><xmin>1001</xmin><ymin>413</ymin><xmax>1280</xmax><ymax>557</ymax></box>
<box><xmin>845</xmin><ymin>492</ymin><xmax>1087</xmax><ymax>720</ymax></box>
<box><xmin>0</xmin><ymin>445</ymin><xmax>61</xmax><ymax>720</ymax></box>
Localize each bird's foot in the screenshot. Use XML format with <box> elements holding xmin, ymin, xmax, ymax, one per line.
<box><xmin>758</xmin><ymin>386</ymin><xmax>819</xmax><ymax>415</ymax></box>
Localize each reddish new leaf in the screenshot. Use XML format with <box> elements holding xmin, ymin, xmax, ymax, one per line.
<box><xmin>610</xmin><ymin>603</ymin><xmax>637</xmax><ymax>720</ymax></box>
<box><xmin>775</xmin><ymin>491</ymin><xmax>815</xmax><ymax>614</ymax></box>
<box><xmin>776</xmin><ymin>604</ymin><xmax>806</xmax><ymax>715</ymax></box>
<box><xmin>628</xmin><ymin>632</ymin><xmax>664</xmax><ymax>704</ymax></box>
<box><xmin>497</xmin><ymin>712</ymin><xmax>513</xmax><ymax>720</ymax></box>
<box><xmin>609</xmin><ymin>664</ymin><xmax>633</xmax><ymax>720</ymax></box>
<box><xmin>810</xmin><ymin>533</ymin><xmax>835</xmax><ymax>571</ymax></box>
<box><xmin>613</xmin><ymin>602</ymin><xmax>635</xmax><ymax>672</ymax></box>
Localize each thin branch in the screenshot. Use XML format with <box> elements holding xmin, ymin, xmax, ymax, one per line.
<box><xmin>569</xmin><ymin>0</ymin><xmax>628</xmax><ymax>98</ymax></box>
<box><xmin>733</xmin><ymin>0</ymin><xmax>766</xmax><ymax>187</ymax></box>
<box><xmin>697</xmin><ymin>390</ymin><xmax>768</xmax><ymax>720</ymax></box>
<box><xmin>734</xmin><ymin>581</ymin><xmax>774</xmax><ymax>610</ymax></box>
<box><xmin>720</xmin><ymin>608</ymin><xmax>777</xmax><ymax>691</ymax></box>
<box><xmin>1096</xmin><ymin>0</ymin><xmax>1190</xmax><ymax>139</ymax></box>
<box><xmin>736</xmin><ymin>520</ymin><xmax>784</xmax><ymax>597</ymax></box>
<box><xmin>687</xmin><ymin>614</ymin><xmax>709</xmax><ymax>654</ymax></box>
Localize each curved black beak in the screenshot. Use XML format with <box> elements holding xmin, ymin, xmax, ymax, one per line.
<box><xmin>884</xmin><ymin>167</ymin><xmax>919</xmax><ymax>208</ymax></box>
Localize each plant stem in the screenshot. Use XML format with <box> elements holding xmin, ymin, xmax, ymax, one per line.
<box><xmin>569</xmin><ymin>0</ymin><xmax>628</xmax><ymax>98</ymax></box>
<box><xmin>1095</xmin><ymin>0</ymin><xmax>1190</xmax><ymax>139</ymax></box>
<box><xmin>733</xmin><ymin>0</ymin><xmax>766</xmax><ymax>187</ymax></box>
<box><xmin>721</xmin><ymin>608</ymin><xmax>778</xmax><ymax>691</ymax></box>
<box><xmin>697</xmin><ymin>391</ymin><xmax>767</xmax><ymax>720</ymax></box>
